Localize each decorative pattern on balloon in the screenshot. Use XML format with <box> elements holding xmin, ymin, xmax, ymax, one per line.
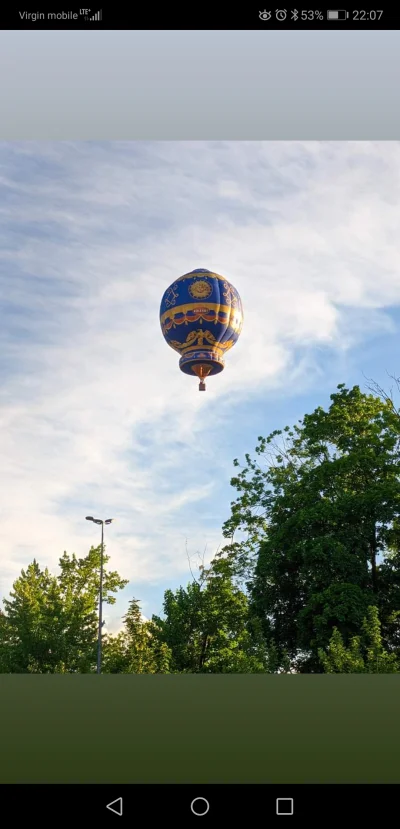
<box><xmin>164</xmin><ymin>283</ymin><xmax>179</xmax><ymax>308</ymax></box>
<box><xmin>222</xmin><ymin>281</ymin><xmax>238</xmax><ymax>307</ymax></box>
<box><xmin>188</xmin><ymin>280</ymin><xmax>213</xmax><ymax>300</ymax></box>
<box><xmin>160</xmin><ymin>304</ymin><xmax>242</xmax><ymax>336</ymax></box>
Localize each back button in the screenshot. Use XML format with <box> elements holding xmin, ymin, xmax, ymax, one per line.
<box><xmin>106</xmin><ymin>797</ymin><xmax>123</xmax><ymax>816</ymax></box>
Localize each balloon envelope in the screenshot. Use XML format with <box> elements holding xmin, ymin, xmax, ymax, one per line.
<box><xmin>160</xmin><ymin>268</ymin><xmax>243</xmax><ymax>390</ymax></box>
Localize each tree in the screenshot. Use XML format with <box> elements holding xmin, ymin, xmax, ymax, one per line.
<box><xmin>319</xmin><ymin>606</ymin><xmax>400</xmax><ymax>673</ymax></box>
<box><xmin>0</xmin><ymin>546</ymin><xmax>127</xmax><ymax>673</ymax></box>
<box><xmin>101</xmin><ymin>631</ymin><xmax>130</xmax><ymax>674</ymax></box>
<box><xmin>0</xmin><ymin>561</ymin><xmax>67</xmax><ymax>673</ymax></box>
<box><xmin>56</xmin><ymin>546</ymin><xmax>128</xmax><ymax>672</ymax></box>
<box><xmin>102</xmin><ymin>598</ymin><xmax>172</xmax><ymax>673</ymax></box>
<box><xmin>222</xmin><ymin>385</ymin><xmax>400</xmax><ymax>671</ymax></box>
<box><xmin>152</xmin><ymin>555</ymin><xmax>270</xmax><ymax>673</ymax></box>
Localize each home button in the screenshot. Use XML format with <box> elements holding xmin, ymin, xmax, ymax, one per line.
<box><xmin>190</xmin><ymin>797</ymin><xmax>210</xmax><ymax>816</ymax></box>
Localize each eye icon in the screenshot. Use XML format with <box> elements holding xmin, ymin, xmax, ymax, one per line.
<box><xmin>259</xmin><ymin>9</ymin><xmax>272</xmax><ymax>19</ymax></box>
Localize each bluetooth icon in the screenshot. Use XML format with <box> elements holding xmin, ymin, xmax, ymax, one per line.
<box><xmin>291</xmin><ymin>8</ymin><xmax>299</xmax><ymax>19</ymax></box>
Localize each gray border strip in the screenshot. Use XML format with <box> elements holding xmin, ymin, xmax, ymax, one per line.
<box><xmin>0</xmin><ymin>30</ymin><xmax>399</xmax><ymax>139</ymax></box>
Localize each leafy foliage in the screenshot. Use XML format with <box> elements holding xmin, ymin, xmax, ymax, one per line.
<box><xmin>222</xmin><ymin>385</ymin><xmax>400</xmax><ymax>671</ymax></box>
<box><xmin>103</xmin><ymin>598</ymin><xmax>172</xmax><ymax>673</ymax></box>
<box><xmin>0</xmin><ymin>547</ymin><xmax>127</xmax><ymax>673</ymax></box>
<box><xmin>319</xmin><ymin>606</ymin><xmax>400</xmax><ymax>673</ymax></box>
<box><xmin>152</xmin><ymin>556</ymin><xmax>270</xmax><ymax>673</ymax></box>
<box><xmin>1</xmin><ymin>382</ymin><xmax>400</xmax><ymax>675</ymax></box>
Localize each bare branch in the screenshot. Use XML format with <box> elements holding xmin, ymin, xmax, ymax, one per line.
<box><xmin>185</xmin><ymin>538</ymin><xmax>201</xmax><ymax>585</ymax></box>
<box><xmin>363</xmin><ymin>371</ymin><xmax>400</xmax><ymax>417</ymax></box>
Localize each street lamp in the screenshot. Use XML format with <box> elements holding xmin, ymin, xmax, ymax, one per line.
<box><xmin>85</xmin><ymin>516</ymin><xmax>114</xmax><ymax>674</ymax></box>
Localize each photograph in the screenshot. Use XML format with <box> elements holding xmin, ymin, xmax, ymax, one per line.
<box><xmin>1</xmin><ymin>139</ymin><xmax>400</xmax><ymax>674</ymax></box>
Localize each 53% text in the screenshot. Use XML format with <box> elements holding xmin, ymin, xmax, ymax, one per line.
<box><xmin>291</xmin><ymin>9</ymin><xmax>324</xmax><ymax>19</ymax></box>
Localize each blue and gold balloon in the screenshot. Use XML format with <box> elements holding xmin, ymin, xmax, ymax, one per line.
<box><xmin>160</xmin><ymin>268</ymin><xmax>243</xmax><ymax>391</ymax></box>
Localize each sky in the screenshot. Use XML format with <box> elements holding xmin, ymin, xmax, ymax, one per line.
<box><xmin>1</xmin><ymin>140</ymin><xmax>400</xmax><ymax>633</ymax></box>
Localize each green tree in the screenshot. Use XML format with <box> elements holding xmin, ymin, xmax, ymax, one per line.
<box><xmin>152</xmin><ymin>556</ymin><xmax>270</xmax><ymax>673</ymax></box>
<box><xmin>102</xmin><ymin>631</ymin><xmax>130</xmax><ymax>673</ymax></box>
<box><xmin>222</xmin><ymin>385</ymin><xmax>400</xmax><ymax>671</ymax></box>
<box><xmin>103</xmin><ymin>598</ymin><xmax>172</xmax><ymax>673</ymax></box>
<box><xmin>319</xmin><ymin>606</ymin><xmax>400</xmax><ymax>673</ymax></box>
<box><xmin>0</xmin><ymin>561</ymin><xmax>67</xmax><ymax>673</ymax></box>
<box><xmin>0</xmin><ymin>546</ymin><xmax>127</xmax><ymax>673</ymax></box>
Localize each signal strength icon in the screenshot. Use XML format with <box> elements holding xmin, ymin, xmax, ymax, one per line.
<box><xmin>89</xmin><ymin>9</ymin><xmax>102</xmax><ymax>20</ymax></box>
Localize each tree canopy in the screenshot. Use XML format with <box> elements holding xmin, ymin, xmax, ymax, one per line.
<box><xmin>222</xmin><ymin>384</ymin><xmax>400</xmax><ymax>671</ymax></box>
<box><xmin>151</xmin><ymin>556</ymin><xmax>269</xmax><ymax>673</ymax></box>
<box><xmin>1</xmin><ymin>383</ymin><xmax>399</xmax><ymax>674</ymax></box>
<box><xmin>0</xmin><ymin>547</ymin><xmax>127</xmax><ymax>673</ymax></box>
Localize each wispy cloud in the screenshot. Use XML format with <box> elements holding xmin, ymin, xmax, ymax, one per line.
<box><xmin>1</xmin><ymin>141</ymin><xmax>400</xmax><ymax>622</ymax></box>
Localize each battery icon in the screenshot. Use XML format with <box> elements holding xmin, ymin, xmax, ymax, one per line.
<box><xmin>327</xmin><ymin>10</ymin><xmax>349</xmax><ymax>19</ymax></box>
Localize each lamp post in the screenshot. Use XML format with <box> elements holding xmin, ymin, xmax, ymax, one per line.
<box><xmin>85</xmin><ymin>516</ymin><xmax>114</xmax><ymax>674</ymax></box>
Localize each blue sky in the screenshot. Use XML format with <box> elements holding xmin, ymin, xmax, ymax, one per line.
<box><xmin>1</xmin><ymin>141</ymin><xmax>400</xmax><ymax>633</ymax></box>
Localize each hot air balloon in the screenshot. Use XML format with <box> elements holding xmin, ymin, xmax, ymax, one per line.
<box><xmin>159</xmin><ymin>268</ymin><xmax>243</xmax><ymax>391</ymax></box>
